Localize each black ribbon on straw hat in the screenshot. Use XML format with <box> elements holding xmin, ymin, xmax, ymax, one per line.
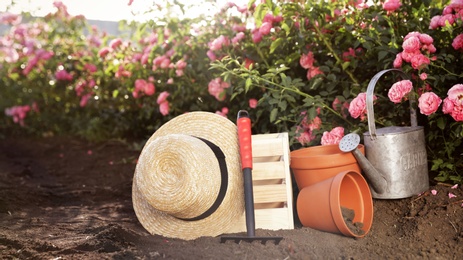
<box><xmin>177</xmin><ymin>137</ymin><xmax>228</xmax><ymax>221</ymax></box>
<box><xmin>132</xmin><ymin>112</ymin><xmax>245</xmax><ymax>240</ymax></box>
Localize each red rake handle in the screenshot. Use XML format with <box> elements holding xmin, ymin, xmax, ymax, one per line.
<box><xmin>237</xmin><ymin>110</ymin><xmax>252</xmax><ymax>170</ymax></box>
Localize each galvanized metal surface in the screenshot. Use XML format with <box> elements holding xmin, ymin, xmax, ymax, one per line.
<box><xmin>363</xmin><ymin>69</ymin><xmax>429</xmax><ymax>199</ymax></box>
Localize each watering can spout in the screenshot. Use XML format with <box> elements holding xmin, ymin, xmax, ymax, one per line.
<box><xmin>350</xmin><ymin>148</ymin><xmax>387</xmax><ymax>194</ymax></box>
<box><xmin>339</xmin><ymin>133</ymin><xmax>388</xmax><ymax>195</ymax></box>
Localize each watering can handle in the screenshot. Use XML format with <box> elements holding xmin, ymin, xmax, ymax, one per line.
<box><xmin>366</xmin><ymin>69</ymin><xmax>417</xmax><ymax>140</ymax></box>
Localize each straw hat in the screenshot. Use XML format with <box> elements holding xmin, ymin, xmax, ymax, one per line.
<box><xmin>132</xmin><ymin>112</ymin><xmax>244</xmax><ymax>240</ymax></box>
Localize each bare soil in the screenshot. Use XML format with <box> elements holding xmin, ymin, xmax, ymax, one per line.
<box><xmin>1</xmin><ymin>136</ymin><xmax>463</xmax><ymax>259</ymax></box>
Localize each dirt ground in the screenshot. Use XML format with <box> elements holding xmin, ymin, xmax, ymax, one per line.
<box><xmin>1</xmin><ymin>135</ymin><xmax>463</xmax><ymax>259</ymax></box>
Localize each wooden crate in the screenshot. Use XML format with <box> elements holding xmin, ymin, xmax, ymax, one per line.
<box><xmin>227</xmin><ymin>133</ymin><xmax>294</xmax><ymax>233</ymax></box>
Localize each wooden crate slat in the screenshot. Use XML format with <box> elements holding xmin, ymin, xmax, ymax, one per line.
<box><xmin>251</xmin><ymin>134</ymin><xmax>285</xmax><ymax>157</ymax></box>
<box><xmin>252</xmin><ymin>161</ymin><xmax>286</xmax><ymax>180</ymax></box>
<box><xmin>252</xmin><ymin>184</ymin><xmax>288</xmax><ymax>204</ymax></box>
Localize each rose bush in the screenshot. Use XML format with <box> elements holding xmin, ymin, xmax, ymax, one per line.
<box><xmin>0</xmin><ymin>0</ymin><xmax>462</xmax><ymax>183</ymax></box>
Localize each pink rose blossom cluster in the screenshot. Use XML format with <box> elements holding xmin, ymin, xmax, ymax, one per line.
<box><xmin>321</xmin><ymin>127</ymin><xmax>345</xmax><ymax>146</ymax></box>
<box><xmin>0</xmin><ymin>12</ymin><xmax>22</xmax><ymax>25</ymax></box>
<box><xmin>208</xmin><ymin>77</ymin><xmax>230</xmax><ymax>101</ymax></box>
<box><xmin>349</xmin><ymin>93</ymin><xmax>377</xmax><ymax>120</ymax></box>
<box><xmin>295</xmin><ymin>112</ymin><xmax>322</xmax><ymax>146</ymax></box>
<box><xmin>207</xmin><ymin>35</ymin><xmax>230</xmax><ymax>61</ymax></box>
<box><xmin>429</xmin><ymin>0</ymin><xmax>463</xmax><ymax>30</ymax></box>
<box><xmin>388</xmin><ymin>79</ymin><xmax>413</xmax><ymax>103</ymax></box>
<box><xmin>55</xmin><ymin>68</ymin><xmax>73</xmax><ymax>81</ymax></box>
<box><xmin>442</xmin><ymin>84</ymin><xmax>463</xmax><ymax>121</ymax></box>
<box><xmin>4</xmin><ymin>105</ymin><xmax>31</xmax><ymax>126</ymax></box>
<box><xmin>175</xmin><ymin>59</ymin><xmax>187</xmax><ymax>77</ymax></box>
<box><xmin>299</xmin><ymin>51</ymin><xmax>324</xmax><ymax>80</ymax></box>
<box><xmin>382</xmin><ymin>0</ymin><xmax>402</xmax><ymax>13</ymax></box>
<box><xmin>98</xmin><ymin>38</ymin><xmax>128</xmax><ymax>59</ymax></box>
<box><xmin>157</xmin><ymin>91</ymin><xmax>170</xmax><ymax>116</ymax></box>
<box><xmin>332</xmin><ymin>97</ymin><xmax>350</xmax><ymax>118</ymax></box>
<box><xmin>132</xmin><ymin>78</ymin><xmax>155</xmax><ymax>99</ymax></box>
<box><xmin>342</xmin><ymin>47</ymin><xmax>362</xmax><ymax>62</ymax></box>
<box><xmin>428</xmin><ymin>0</ymin><xmax>463</xmax><ymax>51</ymax></box>
<box><xmin>152</xmin><ymin>54</ymin><xmax>172</xmax><ymax>71</ymax></box>
<box><xmin>393</xmin><ymin>32</ymin><xmax>436</xmax><ymax>70</ymax></box>
<box><xmin>251</xmin><ymin>13</ymin><xmax>283</xmax><ymax>44</ymax></box>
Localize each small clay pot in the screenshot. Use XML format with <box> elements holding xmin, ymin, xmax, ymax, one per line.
<box><xmin>297</xmin><ymin>170</ymin><xmax>373</xmax><ymax>238</ymax></box>
<box><xmin>290</xmin><ymin>144</ymin><xmax>365</xmax><ymax>189</ymax></box>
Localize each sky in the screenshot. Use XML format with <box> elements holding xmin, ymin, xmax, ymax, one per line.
<box><xmin>0</xmin><ymin>0</ymin><xmax>248</xmax><ymax>22</ymax></box>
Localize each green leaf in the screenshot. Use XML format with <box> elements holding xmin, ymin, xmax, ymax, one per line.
<box><xmin>378</xmin><ymin>51</ymin><xmax>389</xmax><ymax>61</ymax></box>
<box><xmin>270</xmin><ymin>108</ymin><xmax>278</xmax><ymax>122</ymax></box>
<box><xmin>281</xmin><ymin>23</ymin><xmax>290</xmax><ymax>36</ymax></box>
<box><xmin>341</xmin><ymin>62</ymin><xmax>350</xmax><ymax>71</ymax></box>
<box><xmin>245</xmin><ymin>78</ymin><xmax>252</xmax><ymax>92</ymax></box>
<box><xmin>437</xmin><ymin>117</ymin><xmax>446</xmax><ymax>130</ymax></box>
<box><xmin>112</xmin><ymin>90</ymin><xmax>119</xmax><ymax>98</ymax></box>
<box><xmin>270</xmin><ymin>38</ymin><xmax>284</xmax><ymax>54</ymax></box>
<box><xmin>254</xmin><ymin>4</ymin><xmax>268</xmax><ymax>27</ymax></box>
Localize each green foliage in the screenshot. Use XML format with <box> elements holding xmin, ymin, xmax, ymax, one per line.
<box><xmin>0</xmin><ymin>0</ymin><xmax>462</xmax><ymax>183</ymax></box>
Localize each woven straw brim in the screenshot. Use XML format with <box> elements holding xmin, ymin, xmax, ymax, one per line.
<box><xmin>132</xmin><ymin>112</ymin><xmax>244</xmax><ymax>240</ymax></box>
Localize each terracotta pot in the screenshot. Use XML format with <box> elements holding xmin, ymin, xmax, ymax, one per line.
<box><xmin>297</xmin><ymin>170</ymin><xmax>373</xmax><ymax>238</ymax></box>
<box><xmin>290</xmin><ymin>144</ymin><xmax>365</xmax><ymax>189</ymax></box>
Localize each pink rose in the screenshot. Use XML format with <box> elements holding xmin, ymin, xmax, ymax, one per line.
<box><xmin>419</xmin><ymin>73</ymin><xmax>428</xmax><ymax>81</ymax></box>
<box><xmin>302</xmin><ymin>116</ymin><xmax>322</xmax><ymax>131</ymax></box>
<box><xmin>259</xmin><ymin>22</ymin><xmax>273</xmax><ymax>35</ymax></box>
<box><xmin>306</xmin><ymin>66</ymin><xmax>324</xmax><ymax>80</ymax></box>
<box><xmin>438</xmin><ymin>14</ymin><xmax>455</xmax><ymax>27</ymax></box>
<box><xmin>388</xmin><ymin>80</ymin><xmax>413</xmax><ymax>103</ymax></box>
<box><xmin>133</xmin><ymin>79</ymin><xmax>155</xmax><ymax>98</ymax></box>
<box><xmin>447</xmin><ymin>84</ymin><xmax>463</xmax><ymax>103</ymax></box>
<box><xmin>393</xmin><ymin>53</ymin><xmax>403</xmax><ymax>68</ymax></box>
<box><xmin>157</xmin><ymin>91</ymin><xmax>170</xmax><ymax>104</ymax></box>
<box><xmin>410</xmin><ymin>53</ymin><xmax>430</xmax><ymax>70</ymax></box>
<box><xmin>321</xmin><ymin>126</ymin><xmax>345</xmax><ymax>146</ymax></box>
<box><xmin>159</xmin><ymin>101</ymin><xmax>170</xmax><ymax>116</ymax></box>
<box><xmin>208</xmin><ymin>78</ymin><xmax>229</xmax><ymax>101</ymax></box>
<box><xmin>442</xmin><ymin>97</ymin><xmax>455</xmax><ymax>115</ymax></box>
<box><xmin>209</xmin><ymin>35</ymin><xmax>229</xmax><ymax>51</ymax></box>
<box><xmin>109</xmin><ymin>38</ymin><xmax>123</xmax><ymax>49</ymax></box>
<box><xmin>55</xmin><ymin>69</ymin><xmax>73</xmax><ymax>81</ymax></box>
<box><xmin>252</xmin><ymin>30</ymin><xmax>262</xmax><ymax>43</ymax></box>
<box><xmin>295</xmin><ymin>127</ymin><xmax>315</xmax><ymax>146</ymax></box>
<box><xmin>418</xmin><ymin>33</ymin><xmax>434</xmax><ymax>45</ymax></box>
<box><xmin>349</xmin><ymin>92</ymin><xmax>367</xmax><ymax>119</ymax></box>
<box><xmin>5</xmin><ymin>105</ymin><xmax>31</xmax><ymax>126</ymax></box>
<box><xmin>207</xmin><ymin>50</ymin><xmax>217</xmax><ymax>61</ymax></box>
<box><xmin>0</xmin><ymin>12</ymin><xmax>22</xmax><ymax>25</ymax></box>
<box><xmin>383</xmin><ymin>0</ymin><xmax>402</xmax><ymax>12</ymax></box>
<box><xmin>299</xmin><ymin>52</ymin><xmax>315</xmax><ymax>69</ymax></box>
<box><xmin>232</xmin><ymin>32</ymin><xmax>245</xmax><ymax>45</ymax></box>
<box><xmin>80</xmin><ymin>93</ymin><xmax>92</xmax><ymax>107</ymax></box>
<box><xmin>452</xmin><ymin>34</ymin><xmax>463</xmax><ymax>50</ymax></box>
<box><xmin>215</xmin><ymin>107</ymin><xmax>229</xmax><ymax>117</ymax></box>
<box><xmin>429</xmin><ymin>16</ymin><xmax>441</xmax><ymax>29</ymax></box>
<box><xmin>98</xmin><ymin>47</ymin><xmax>111</xmax><ymax>58</ymax></box>
<box><xmin>402</xmin><ymin>36</ymin><xmax>421</xmax><ymax>52</ymax></box>
<box><xmin>249</xmin><ymin>98</ymin><xmax>258</xmax><ymax>108</ymax></box>
<box><xmin>175</xmin><ymin>59</ymin><xmax>187</xmax><ymax>70</ymax></box>
<box><xmin>418</xmin><ymin>92</ymin><xmax>442</xmax><ymax>115</ymax></box>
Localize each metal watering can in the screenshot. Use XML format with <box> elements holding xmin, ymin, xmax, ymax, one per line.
<box><xmin>361</xmin><ymin>69</ymin><xmax>429</xmax><ymax>199</ymax></box>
